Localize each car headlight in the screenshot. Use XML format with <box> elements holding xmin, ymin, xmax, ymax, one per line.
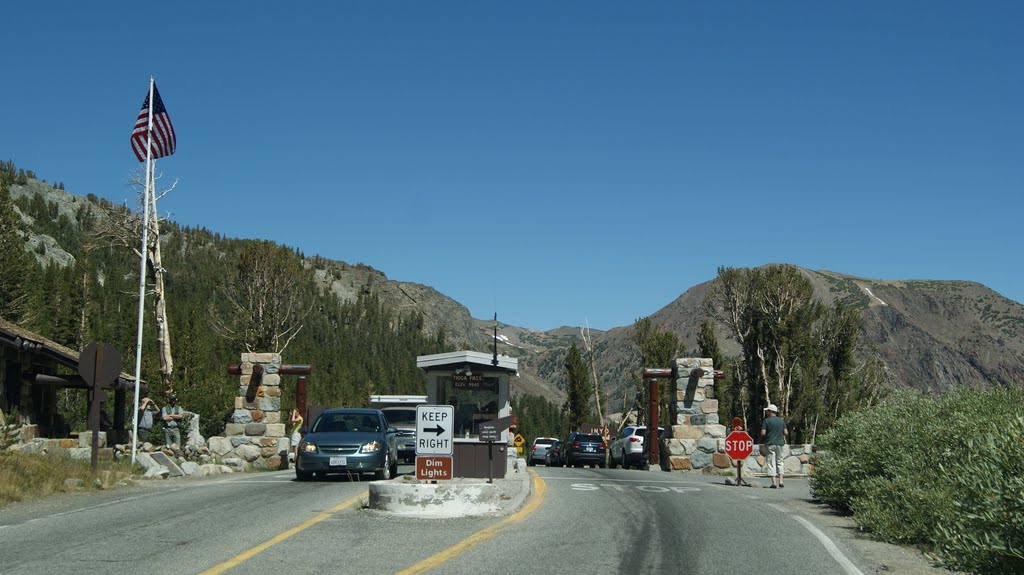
<box><xmin>299</xmin><ymin>441</ymin><xmax>318</xmax><ymax>453</ymax></box>
<box><xmin>360</xmin><ymin>440</ymin><xmax>382</xmax><ymax>454</ymax></box>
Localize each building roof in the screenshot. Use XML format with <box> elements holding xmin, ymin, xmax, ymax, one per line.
<box><xmin>416</xmin><ymin>350</ymin><xmax>518</xmax><ymax>374</ymax></box>
<box><xmin>0</xmin><ymin>316</ymin><xmax>80</xmax><ymax>367</ymax></box>
<box><xmin>0</xmin><ymin>316</ymin><xmax>141</xmax><ymax>388</ymax></box>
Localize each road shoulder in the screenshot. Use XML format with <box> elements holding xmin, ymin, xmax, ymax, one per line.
<box><xmin>708</xmin><ymin>474</ymin><xmax>961</xmax><ymax>575</ymax></box>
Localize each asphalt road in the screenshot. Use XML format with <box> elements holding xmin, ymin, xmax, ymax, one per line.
<box><xmin>0</xmin><ymin>463</ymin><xmax>953</xmax><ymax>575</ymax></box>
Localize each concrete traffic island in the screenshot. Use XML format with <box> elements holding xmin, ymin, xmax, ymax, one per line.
<box><xmin>367</xmin><ymin>457</ymin><xmax>532</xmax><ymax>517</ymax></box>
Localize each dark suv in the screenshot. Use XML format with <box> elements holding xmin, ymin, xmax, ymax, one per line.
<box><xmin>559</xmin><ymin>432</ymin><xmax>606</xmax><ymax>468</ymax></box>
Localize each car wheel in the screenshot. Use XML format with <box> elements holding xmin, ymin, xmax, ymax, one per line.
<box><xmin>375</xmin><ymin>452</ymin><xmax>392</xmax><ymax>481</ymax></box>
<box><xmin>389</xmin><ymin>453</ymin><xmax>399</xmax><ymax>478</ymax></box>
<box><xmin>609</xmin><ymin>448</ymin><xmax>618</xmax><ymax>469</ymax></box>
<box><xmin>296</xmin><ymin>467</ymin><xmax>313</xmax><ymax>481</ymax></box>
<box><xmin>527</xmin><ymin>458</ymin><xmax>534</xmax><ymax>466</ymax></box>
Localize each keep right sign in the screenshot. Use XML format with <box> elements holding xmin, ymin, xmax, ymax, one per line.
<box><xmin>724</xmin><ymin>430</ymin><xmax>754</xmax><ymax>460</ymax></box>
<box><xmin>416</xmin><ymin>405</ymin><xmax>454</xmax><ymax>456</ymax></box>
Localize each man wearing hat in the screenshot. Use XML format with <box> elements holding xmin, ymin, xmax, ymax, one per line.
<box><xmin>760</xmin><ymin>403</ymin><xmax>788</xmax><ymax>488</ymax></box>
<box><xmin>136</xmin><ymin>396</ymin><xmax>159</xmax><ymax>443</ymax></box>
<box><xmin>161</xmin><ymin>393</ymin><xmax>184</xmax><ymax>447</ymax></box>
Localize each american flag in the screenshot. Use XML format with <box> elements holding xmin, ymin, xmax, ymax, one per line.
<box><xmin>130</xmin><ymin>83</ymin><xmax>176</xmax><ymax>162</ymax></box>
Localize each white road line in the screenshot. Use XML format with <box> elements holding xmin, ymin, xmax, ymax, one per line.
<box><xmin>9</xmin><ymin>489</ymin><xmax>183</xmax><ymax>524</ymax></box>
<box><xmin>765</xmin><ymin>503</ymin><xmax>789</xmax><ymax>513</ymax></box>
<box><xmin>792</xmin><ymin>515</ymin><xmax>866</xmax><ymax>575</ymax></box>
<box><xmin>2</xmin><ymin>472</ymin><xmax>298</xmax><ymax>527</ymax></box>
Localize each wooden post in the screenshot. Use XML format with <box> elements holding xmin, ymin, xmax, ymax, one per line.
<box><xmin>296</xmin><ymin>376</ymin><xmax>308</xmax><ymax>422</ymax></box>
<box><xmin>648</xmin><ymin>378</ymin><xmax>659</xmax><ymax>468</ymax></box>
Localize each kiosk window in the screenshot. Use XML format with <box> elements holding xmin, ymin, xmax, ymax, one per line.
<box><xmin>437</xmin><ymin>374</ymin><xmax>498</xmax><ymax>437</ymax></box>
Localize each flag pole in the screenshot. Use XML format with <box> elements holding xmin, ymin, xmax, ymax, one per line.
<box><xmin>130</xmin><ymin>76</ymin><xmax>156</xmax><ymax>464</ymax></box>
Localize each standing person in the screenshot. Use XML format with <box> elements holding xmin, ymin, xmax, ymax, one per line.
<box><xmin>760</xmin><ymin>403</ymin><xmax>788</xmax><ymax>488</ymax></box>
<box><xmin>289</xmin><ymin>408</ymin><xmax>304</xmax><ymax>462</ymax></box>
<box><xmin>161</xmin><ymin>393</ymin><xmax>184</xmax><ymax>447</ymax></box>
<box><xmin>137</xmin><ymin>397</ymin><xmax>158</xmax><ymax>444</ymax></box>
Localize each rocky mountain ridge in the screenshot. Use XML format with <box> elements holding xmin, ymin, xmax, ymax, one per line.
<box><xmin>10</xmin><ymin>180</ymin><xmax>1024</xmax><ymax>409</ymax></box>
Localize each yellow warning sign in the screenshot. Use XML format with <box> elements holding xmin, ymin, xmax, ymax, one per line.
<box><xmin>514</xmin><ymin>434</ymin><xmax>525</xmax><ymax>447</ymax></box>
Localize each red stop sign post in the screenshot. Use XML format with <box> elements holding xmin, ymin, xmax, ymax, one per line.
<box><xmin>725</xmin><ymin>430</ymin><xmax>754</xmax><ymax>487</ymax></box>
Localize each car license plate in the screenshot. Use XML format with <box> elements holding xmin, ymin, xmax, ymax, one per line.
<box><xmin>329</xmin><ymin>456</ymin><xmax>347</xmax><ymax>467</ymax></box>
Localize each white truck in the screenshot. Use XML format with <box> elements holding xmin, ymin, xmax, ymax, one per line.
<box><xmin>369</xmin><ymin>394</ymin><xmax>427</xmax><ymax>464</ymax></box>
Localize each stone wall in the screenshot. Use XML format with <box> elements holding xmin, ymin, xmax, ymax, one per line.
<box><xmin>206</xmin><ymin>353</ymin><xmax>290</xmax><ymax>470</ymax></box>
<box><xmin>663</xmin><ymin>358</ymin><xmax>815</xmax><ymax>476</ymax></box>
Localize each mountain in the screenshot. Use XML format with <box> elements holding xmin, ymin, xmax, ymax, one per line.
<box><xmin>8</xmin><ymin>176</ymin><xmax>1024</xmax><ymax>413</ymax></box>
<box><xmin>576</xmin><ymin>269</ymin><xmax>1024</xmax><ymax>414</ymax></box>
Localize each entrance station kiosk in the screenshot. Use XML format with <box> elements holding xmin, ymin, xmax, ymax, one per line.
<box><xmin>416</xmin><ymin>351</ymin><xmax>518</xmax><ymax>479</ymax></box>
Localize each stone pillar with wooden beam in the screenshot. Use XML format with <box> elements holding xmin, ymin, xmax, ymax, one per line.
<box><xmin>663</xmin><ymin>358</ymin><xmax>729</xmax><ymax>473</ymax></box>
<box><xmin>206</xmin><ymin>353</ymin><xmax>307</xmax><ymax>469</ymax></box>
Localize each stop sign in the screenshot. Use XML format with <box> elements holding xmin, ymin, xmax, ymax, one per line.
<box><xmin>724</xmin><ymin>430</ymin><xmax>754</xmax><ymax>460</ymax></box>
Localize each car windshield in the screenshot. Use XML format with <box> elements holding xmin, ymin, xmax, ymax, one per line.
<box><xmin>535</xmin><ymin>438</ymin><xmax>556</xmax><ymax>445</ymax></box>
<box><xmin>382</xmin><ymin>408</ymin><xmax>416</xmax><ymax>425</ymax></box>
<box><xmin>313</xmin><ymin>413</ymin><xmax>380</xmax><ymax>433</ymax></box>
<box><xmin>576</xmin><ymin>434</ymin><xmax>602</xmax><ymax>442</ymax></box>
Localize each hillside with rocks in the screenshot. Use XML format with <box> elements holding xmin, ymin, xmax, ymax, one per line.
<box><xmin>8</xmin><ymin>177</ymin><xmax>1023</xmax><ymax>414</ymax></box>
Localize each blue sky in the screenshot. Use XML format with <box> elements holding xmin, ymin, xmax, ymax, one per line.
<box><xmin>3</xmin><ymin>2</ymin><xmax>1022</xmax><ymax>331</ymax></box>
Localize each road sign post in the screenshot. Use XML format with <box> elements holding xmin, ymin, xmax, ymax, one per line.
<box><xmin>415</xmin><ymin>456</ymin><xmax>453</xmax><ymax>481</ymax></box>
<box><xmin>478</xmin><ymin>415</ymin><xmax>515</xmax><ymax>484</ymax></box>
<box><xmin>724</xmin><ymin>429</ymin><xmax>754</xmax><ymax>487</ymax></box>
<box><xmin>415</xmin><ymin>405</ymin><xmax>454</xmax><ymax>456</ymax></box>
<box><xmin>79</xmin><ymin>342</ymin><xmax>121</xmax><ymax>472</ymax></box>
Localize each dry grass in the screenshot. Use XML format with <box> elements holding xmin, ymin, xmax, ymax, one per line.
<box><xmin>0</xmin><ymin>451</ymin><xmax>136</xmax><ymax>506</ymax></box>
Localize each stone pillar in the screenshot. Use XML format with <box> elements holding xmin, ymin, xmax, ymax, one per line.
<box><xmin>664</xmin><ymin>358</ymin><xmax>727</xmax><ymax>472</ymax></box>
<box><xmin>210</xmin><ymin>353</ymin><xmax>289</xmax><ymax>469</ymax></box>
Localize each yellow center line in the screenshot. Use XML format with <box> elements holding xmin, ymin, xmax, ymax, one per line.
<box><xmin>199</xmin><ymin>492</ymin><xmax>365</xmax><ymax>575</ymax></box>
<box><xmin>396</xmin><ymin>469</ymin><xmax>547</xmax><ymax>575</ymax></box>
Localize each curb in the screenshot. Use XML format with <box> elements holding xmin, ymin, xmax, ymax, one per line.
<box><xmin>367</xmin><ymin>459</ymin><xmax>532</xmax><ymax>518</ymax></box>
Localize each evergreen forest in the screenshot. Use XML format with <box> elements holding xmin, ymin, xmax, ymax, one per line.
<box><xmin>0</xmin><ymin>161</ymin><xmax>564</xmax><ymax>438</ymax></box>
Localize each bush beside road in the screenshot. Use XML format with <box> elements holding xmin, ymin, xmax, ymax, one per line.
<box><xmin>811</xmin><ymin>388</ymin><xmax>1024</xmax><ymax>575</ymax></box>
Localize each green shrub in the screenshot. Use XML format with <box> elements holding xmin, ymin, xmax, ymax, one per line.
<box><xmin>850</xmin><ymin>474</ymin><xmax>952</xmax><ymax>543</ymax></box>
<box><xmin>933</xmin><ymin>416</ymin><xmax>1024</xmax><ymax>575</ymax></box>
<box><xmin>810</xmin><ymin>387</ymin><xmax>1024</xmax><ymax>574</ymax></box>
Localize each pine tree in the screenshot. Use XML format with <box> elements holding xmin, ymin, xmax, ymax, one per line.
<box><xmin>0</xmin><ymin>182</ymin><xmax>35</xmax><ymax>323</ymax></box>
<box><xmin>632</xmin><ymin>317</ymin><xmax>679</xmax><ymax>428</ymax></box>
<box><xmin>563</xmin><ymin>343</ymin><xmax>592</xmax><ymax>431</ymax></box>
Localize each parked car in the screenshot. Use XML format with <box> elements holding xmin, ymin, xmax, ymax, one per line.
<box><xmin>370</xmin><ymin>394</ymin><xmax>426</xmax><ymax>464</ymax></box>
<box><xmin>608</xmin><ymin>425</ymin><xmax>665</xmax><ymax>470</ymax></box>
<box><xmin>545</xmin><ymin>440</ymin><xmax>562</xmax><ymax>467</ymax></box>
<box><xmin>295</xmin><ymin>408</ymin><xmax>399</xmax><ymax>481</ymax></box>
<box><xmin>559</xmin><ymin>432</ymin><xmax>606</xmax><ymax>468</ymax></box>
<box><xmin>528</xmin><ymin>437</ymin><xmax>558</xmax><ymax>466</ymax></box>
<box><xmin>380</xmin><ymin>406</ymin><xmax>418</xmax><ymax>464</ymax></box>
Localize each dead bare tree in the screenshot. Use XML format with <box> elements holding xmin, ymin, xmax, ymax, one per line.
<box><xmin>580</xmin><ymin>320</ymin><xmax>604</xmax><ymax>424</ymax></box>
<box><xmin>93</xmin><ymin>168</ymin><xmax>178</xmax><ymax>392</ymax></box>
<box><xmin>209</xmin><ymin>240</ymin><xmax>313</xmax><ymax>354</ymax></box>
